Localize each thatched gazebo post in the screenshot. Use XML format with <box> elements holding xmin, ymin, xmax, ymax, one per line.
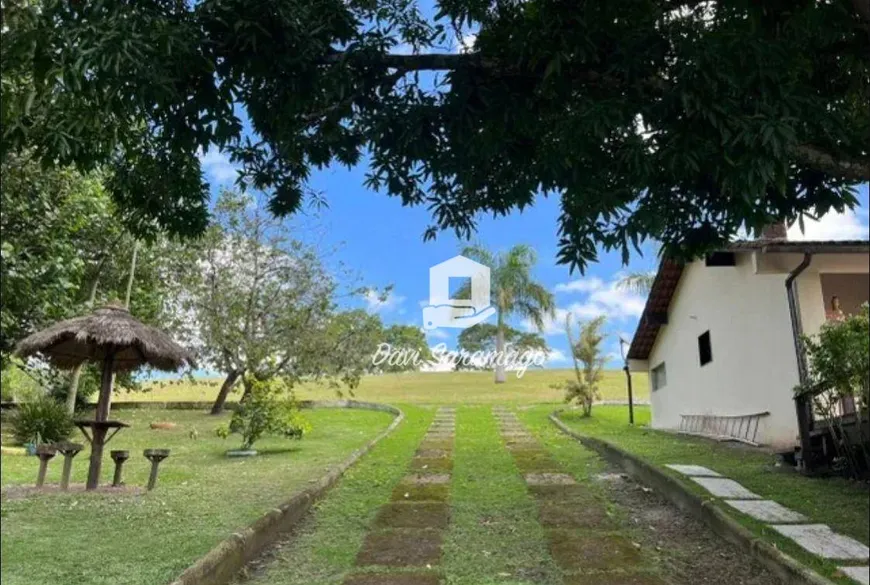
<box><xmin>16</xmin><ymin>302</ymin><xmax>193</xmax><ymax>490</ymax></box>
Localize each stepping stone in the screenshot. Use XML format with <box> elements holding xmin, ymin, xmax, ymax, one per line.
<box><xmin>723</xmin><ymin>499</ymin><xmax>807</xmax><ymax>523</ymax></box>
<box><xmin>374</xmin><ymin>502</ymin><xmax>450</xmax><ymax>529</ymax></box>
<box><xmin>525</xmin><ymin>473</ymin><xmax>576</xmax><ymax>485</ymax></box>
<box><xmin>410</xmin><ymin>457</ymin><xmax>453</xmax><ymax>473</ymax></box>
<box><xmin>770</xmin><ymin>525</ymin><xmax>870</xmax><ymax>560</ymax></box>
<box><xmin>356</xmin><ymin>529</ymin><xmax>443</xmax><ymax>567</ymax></box>
<box><xmin>392</xmin><ymin>483</ymin><xmax>449</xmax><ymax>502</ymax></box>
<box><xmin>838</xmin><ymin>566</ymin><xmax>870</xmax><ymax>585</ymax></box>
<box><xmin>403</xmin><ymin>473</ymin><xmax>450</xmax><ymax>485</ymax></box>
<box><xmin>343</xmin><ymin>573</ymin><xmax>442</xmax><ymax>585</ymax></box>
<box><xmin>665</xmin><ymin>464</ymin><xmax>721</xmax><ymax>477</ymax></box>
<box><xmin>416</xmin><ymin>449</ymin><xmax>450</xmax><ymax>459</ymax></box>
<box><xmin>689</xmin><ymin>477</ymin><xmax>761</xmax><ymax>499</ymax></box>
<box><xmin>538</xmin><ymin>499</ymin><xmax>612</xmax><ymax>529</ymax></box>
<box><xmin>563</xmin><ymin>573</ymin><xmax>667</xmax><ymax>585</ymax></box>
<box><xmin>547</xmin><ymin>532</ymin><xmax>642</xmax><ymax>570</ymax></box>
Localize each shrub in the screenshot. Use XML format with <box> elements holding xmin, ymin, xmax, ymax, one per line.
<box><xmin>801</xmin><ymin>304</ymin><xmax>870</xmax><ymax>407</ymax></box>
<box><xmin>556</xmin><ymin>315</ymin><xmax>606</xmax><ymax>417</ymax></box>
<box><xmin>216</xmin><ymin>376</ymin><xmax>310</xmax><ymax>450</ymax></box>
<box><xmin>11</xmin><ymin>396</ymin><xmax>75</xmax><ymax>445</ymax></box>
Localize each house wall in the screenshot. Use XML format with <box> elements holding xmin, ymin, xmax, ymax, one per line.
<box><xmin>647</xmin><ymin>254</ymin><xmax>810</xmax><ymax>449</ymax></box>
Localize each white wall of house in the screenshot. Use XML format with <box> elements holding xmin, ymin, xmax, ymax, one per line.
<box><xmin>646</xmin><ymin>251</ymin><xmax>869</xmax><ymax>449</ymax></box>
<box><xmin>646</xmin><ymin>253</ymin><xmax>803</xmax><ymax>449</ymax></box>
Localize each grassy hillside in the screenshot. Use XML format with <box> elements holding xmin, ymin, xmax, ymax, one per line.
<box><xmin>132</xmin><ymin>369</ymin><xmax>649</xmax><ymax>405</ymax></box>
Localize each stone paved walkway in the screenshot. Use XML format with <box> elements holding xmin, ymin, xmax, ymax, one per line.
<box><xmin>343</xmin><ymin>408</ymin><xmax>455</xmax><ymax>585</ymax></box>
<box><xmin>493</xmin><ymin>407</ymin><xmax>664</xmax><ymax>585</ymax></box>
<box><xmin>665</xmin><ymin>464</ymin><xmax>870</xmax><ymax>585</ymax></box>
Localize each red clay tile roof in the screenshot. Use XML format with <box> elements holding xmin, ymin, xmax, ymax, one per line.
<box><xmin>626</xmin><ymin>239</ymin><xmax>870</xmax><ymax>360</ymax></box>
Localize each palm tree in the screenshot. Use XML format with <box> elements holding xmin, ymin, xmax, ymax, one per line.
<box><xmin>460</xmin><ymin>244</ymin><xmax>555</xmax><ymax>383</ymax></box>
<box><xmin>616</xmin><ymin>271</ymin><xmax>656</xmax><ymax>295</ymax></box>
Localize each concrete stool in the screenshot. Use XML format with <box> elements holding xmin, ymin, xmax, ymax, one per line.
<box><xmin>143</xmin><ymin>449</ymin><xmax>170</xmax><ymax>491</ymax></box>
<box><xmin>110</xmin><ymin>450</ymin><xmax>130</xmax><ymax>487</ymax></box>
<box><xmin>35</xmin><ymin>445</ymin><xmax>57</xmax><ymax>488</ymax></box>
<box><xmin>55</xmin><ymin>442</ymin><xmax>84</xmax><ymax>490</ymax></box>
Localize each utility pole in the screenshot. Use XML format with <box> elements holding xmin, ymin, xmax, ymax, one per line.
<box><xmin>619</xmin><ymin>337</ymin><xmax>635</xmax><ymax>425</ymax></box>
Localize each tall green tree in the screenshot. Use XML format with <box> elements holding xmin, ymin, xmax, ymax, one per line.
<box><xmin>3</xmin><ymin>1</ymin><xmax>867</xmax><ymax>269</ymax></box>
<box><xmin>1</xmin><ymin>152</ymin><xmax>171</xmax><ymax>409</ymax></box>
<box><xmin>380</xmin><ymin>325</ymin><xmax>433</xmax><ymax>373</ymax></box>
<box><xmin>456</xmin><ymin>323</ymin><xmax>547</xmax><ymax>371</ymax></box>
<box><xmin>459</xmin><ymin>244</ymin><xmax>554</xmax><ymax>383</ymax></box>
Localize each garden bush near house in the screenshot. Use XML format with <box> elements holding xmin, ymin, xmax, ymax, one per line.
<box><xmin>800</xmin><ymin>304</ymin><xmax>870</xmax><ymax>408</ymax></box>
<box><xmin>216</xmin><ymin>376</ymin><xmax>311</xmax><ymax>450</ymax></box>
<box><xmin>11</xmin><ymin>395</ymin><xmax>75</xmax><ymax>445</ymax></box>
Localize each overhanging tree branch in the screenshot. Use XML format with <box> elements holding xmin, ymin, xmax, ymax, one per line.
<box><xmin>794</xmin><ymin>145</ymin><xmax>870</xmax><ymax>182</ymax></box>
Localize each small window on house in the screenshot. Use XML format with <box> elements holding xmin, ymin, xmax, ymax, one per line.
<box><xmin>651</xmin><ymin>362</ymin><xmax>667</xmax><ymax>391</ymax></box>
<box><xmin>698</xmin><ymin>331</ymin><xmax>713</xmax><ymax>366</ymax></box>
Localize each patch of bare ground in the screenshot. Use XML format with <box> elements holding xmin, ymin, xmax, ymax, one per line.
<box><xmin>598</xmin><ymin>466</ymin><xmax>782</xmax><ymax>585</ymax></box>
<box><xmin>373</xmin><ymin>502</ymin><xmax>450</xmax><ymax>530</ymax></box>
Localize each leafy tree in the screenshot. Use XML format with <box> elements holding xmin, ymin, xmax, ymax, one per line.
<box><xmin>165</xmin><ymin>190</ymin><xmax>372</xmax><ymax>413</ymax></box>
<box><xmin>379</xmin><ymin>324</ymin><xmax>433</xmax><ymax>373</ymax></box>
<box><xmin>1</xmin><ymin>152</ymin><xmax>172</xmax><ymax>409</ymax></box>
<box><xmin>456</xmin><ymin>323</ymin><xmax>547</xmax><ymax>371</ymax></box>
<box><xmin>215</xmin><ymin>375</ymin><xmax>311</xmax><ymax>451</ymax></box>
<box><xmin>459</xmin><ymin>244</ymin><xmax>554</xmax><ymax>383</ymax></box>
<box><xmin>560</xmin><ymin>315</ymin><xmax>607</xmax><ymax>417</ymax></box>
<box><xmin>3</xmin><ymin>1</ymin><xmax>868</xmax><ymax>269</ymax></box>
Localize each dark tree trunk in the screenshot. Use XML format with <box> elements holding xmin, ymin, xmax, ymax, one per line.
<box><xmin>210</xmin><ymin>370</ymin><xmax>241</xmax><ymax>415</ymax></box>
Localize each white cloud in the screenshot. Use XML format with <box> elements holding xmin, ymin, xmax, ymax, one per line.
<box><xmin>788</xmin><ymin>209</ymin><xmax>869</xmax><ymax>241</ymax></box>
<box><xmin>544</xmin><ymin>348</ymin><xmax>569</xmax><ymax>364</ymax></box>
<box><xmin>554</xmin><ymin>277</ymin><xmax>604</xmax><ymax>294</ymax></box>
<box><xmin>365</xmin><ymin>290</ymin><xmax>406</xmax><ymax>313</ymax></box>
<box><xmin>425</xmin><ymin>328</ymin><xmax>450</xmax><ymax>340</ymax></box>
<box><xmin>198</xmin><ymin>148</ymin><xmax>240</xmax><ymax>184</ymax></box>
<box><xmin>528</xmin><ymin>279</ymin><xmax>646</xmax><ymax>336</ymax></box>
<box><xmin>459</xmin><ymin>33</ymin><xmax>476</xmax><ymax>52</ymax></box>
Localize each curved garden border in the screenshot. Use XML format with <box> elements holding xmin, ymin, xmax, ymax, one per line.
<box><xmin>548</xmin><ymin>409</ymin><xmax>834</xmax><ymax>585</ymax></box>
<box><xmin>167</xmin><ymin>400</ymin><xmax>404</xmax><ymax>585</ymax></box>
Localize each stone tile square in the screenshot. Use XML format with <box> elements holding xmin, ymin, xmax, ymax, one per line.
<box><xmin>838</xmin><ymin>566</ymin><xmax>870</xmax><ymax>585</ymax></box>
<box><xmin>547</xmin><ymin>532</ymin><xmax>642</xmax><ymax>570</ymax></box>
<box><xmin>525</xmin><ymin>473</ymin><xmax>576</xmax><ymax>485</ymax></box>
<box><xmin>356</xmin><ymin>529</ymin><xmax>443</xmax><ymax>567</ymax></box>
<box><xmin>563</xmin><ymin>573</ymin><xmax>667</xmax><ymax>585</ymax></box>
<box><xmin>665</xmin><ymin>464</ymin><xmax>722</xmax><ymax>477</ymax></box>
<box><xmin>392</xmin><ymin>483</ymin><xmax>449</xmax><ymax>502</ymax></box>
<box><xmin>373</xmin><ymin>502</ymin><xmax>450</xmax><ymax>529</ymax></box>
<box><xmin>538</xmin><ymin>499</ymin><xmax>612</xmax><ymax>529</ymax></box>
<box><xmin>343</xmin><ymin>572</ymin><xmax>442</xmax><ymax>585</ymax></box>
<box><xmin>402</xmin><ymin>473</ymin><xmax>450</xmax><ymax>485</ymax></box>
<box><xmin>415</xmin><ymin>449</ymin><xmax>450</xmax><ymax>459</ymax></box>
<box><xmin>723</xmin><ymin>499</ymin><xmax>807</xmax><ymax>523</ymax></box>
<box><xmin>771</xmin><ymin>525</ymin><xmax>870</xmax><ymax>560</ymax></box>
<box><xmin>689</xmin><ymin>477</ymin><xmax>761</xmax><ymax>499</ymax></box>
<box><xmin>410</xmin><ymin>457</ymin><xmax>453</xmax><ymax>473</ymax></box>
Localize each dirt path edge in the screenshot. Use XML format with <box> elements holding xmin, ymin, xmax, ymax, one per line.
<box><xmin>167</xmin><ymin>401</ymin><xmax>405</xmax><ymax>585</ymax></box>
<box><xmin>548</xmin><ymin>410</ymin><xmax>834</xmax><ymax>585</ymax></box>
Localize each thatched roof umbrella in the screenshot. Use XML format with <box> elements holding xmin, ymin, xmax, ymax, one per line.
<box><xmin>16</xmin><ymin>302</ymin><xmax>193</xmax><ymax>489</ymax></box>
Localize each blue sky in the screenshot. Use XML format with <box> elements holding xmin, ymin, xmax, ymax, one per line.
<box><xmin>199</xmin><ymin>146</ymin><xmax>869</xmax><ymax>369</ymax></box>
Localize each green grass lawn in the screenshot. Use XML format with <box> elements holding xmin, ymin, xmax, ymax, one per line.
<box><xmin>0</xmin><ymin>407</ymin><xmax>394</xmax><ymax>585</ymax></box>
<box><xmin>549</xmin><ymin>404</ymin><xmax>869</xmax><ymax>583</ymax></box>
<box><xmin>130</xmin><ymin>369</ymin><xmax>649</xmax><ymax>405</ymax></box>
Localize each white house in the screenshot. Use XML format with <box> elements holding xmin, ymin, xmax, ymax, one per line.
<box><xmin>627</xmin><ymin>226</ymin><xmax>869</xmax><ymax>450</ymax></box>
